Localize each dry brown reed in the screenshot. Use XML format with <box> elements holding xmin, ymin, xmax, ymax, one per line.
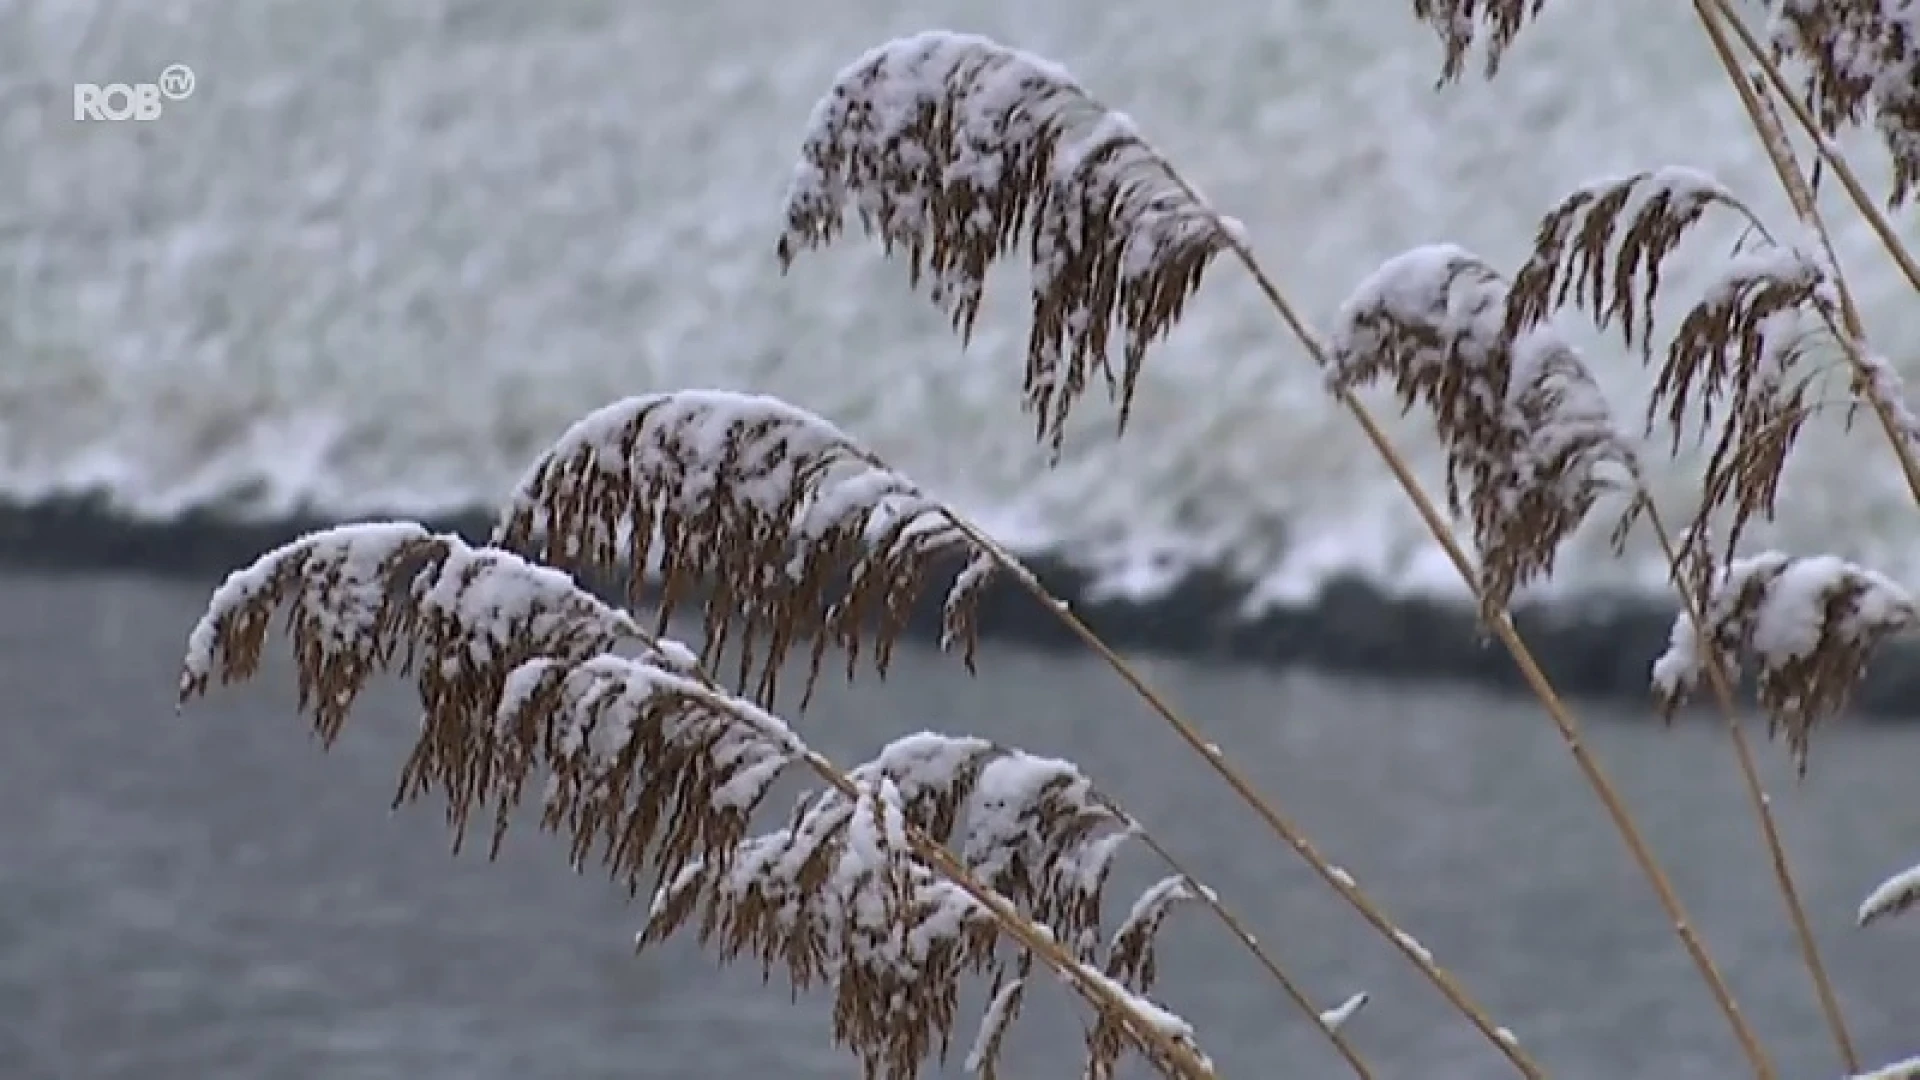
<box><xmin>1652</xmin><ymin>550</ymin><xmax>1920</xmax><ymax>773</ymax></box>
<box><xmin>1407</xmin><ymin>6</ymin><xmax>1920</xmax><ymax>1077</ymax></box>
<box><xmin>180</xmin><ymin>521</ymin><xmax>1220</xmax><ymax>1079</ymax></box>
<box><xmin>178</xmin><ymin>5</ymin><xmax>1920</xmax><ymax>1078</ymax></box>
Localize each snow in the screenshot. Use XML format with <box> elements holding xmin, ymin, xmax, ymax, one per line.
<box><xmin>1697</xmin><ymin>240</ymin><xmax>1827</xmax><ymax>313</ymax></box>
<box><xmin>649</xmin><ymin>637</ymin><xmax>700</xmax><ymax>673</ymax></box>
<box><xmin>497</xmin><ymin>389</ymin><xmax>866</xmax><ymax>550</ymax></box>
<box><xmin>861</xmin><ymin>732</ymin><xmax>996</xmax><ymax>793</ymax></box>
<box><xmin>647</xmin><ymin>861</ymin><xmax>709</xmax><ymax>922</ymax></box>
<box><xmin>180</xmin><ymin>520</ymin><xmax>437</xmax><ymax>693</ymax></box>
<box><xmin>1507</xmin><ymin>326</ymin><xmax>1639</xmax><ymax>498</ymax></box>
<box><xmin>1651</xmin><ymin>551</ymin><xmax>1919</xmax><ymax>704</ymax></box>
<box><xmin>780</xmin><ymin>29</ymin><xmax>1088</xmax><ymax>314</ymax></box>
<box><xmin>781</xmin><ymin>30</ymin><xmax>1238</xmax><ymax>455</ymax></box>
<box><xmin>1072</xmin><ymin>966</ymin><xmax>1208</xmax><ymax>1065</ymax></box>
<box><xmin>1853</xmin><ymin>1055</ymin><xmax>1920</xmax><ymax>1080</ymax></box>
<box><xmin>965</xmin><ymin>978</ymin><xmax>1026</xmax><ymax>1073</ymax></box>
<box><xmin>1327</xmin><ymin>242</ymin><xmax>1633</xmax><ymax>603</ymax></box>
<box><xmin>1857</xmin><ymin>350</ymin><xmax>1920</xmax><ymax>455</ymax></box>
<box><xmin>1392</xmin><ymin>929</ymin><xmax>1434</xmax><ymax>965</ymax></box>
<box><xmin>494</xmin><ymin>656</ymin><xmax>563</xmax><ymax>732</ymax></box>
<box><xmin>960</xmin><ymin>751</ymin><xmax>1121</xmax><ymax>885</ymax></box>
<box><xmin>492</xmin><ymin>388</ymin><xmax>1001</xmax><ymax>659</ymax></box>
<box><xmin>1330</xmin><ymin>244</ymin><xmax>1509</xmax><ymax>396</ymax></box>
<box><xmin>1583</xmin><ymin>165</ymin><xmax>1728</xmax><ymax>213</ymax></box>
<box><xmin>415</xmin><ymin>542</ymin><xmax>623</xmax><ymax>667</ymax></box>
<box><xmin>1859</xmin><ymin>860</ymin><xmax>1920</xmax><ymax>926</ymax></box>
<box><xmin>180</xmin><ymin>521</ymin><xmax>650</xmax><ymax>725</ymax></box>
<box><xmin>1767</xmin><ymin>0</ymin><xmax>1920</xmax><ymax>172</ymax></box>
<box><xmin>494</xmin><ymin>649</ymin><xmax>807</xmax><ymax>831</ymax></box>
<box><xmin>847</xmin><ymin>775</ymin><xmax>911</xmax><ymax>879</ymax></box>
<box><xmin>1317</xmin><ymin>991</ymin><xmax>1368</xmax><ymax>1032</ymax></box>
<box><xmin>940</xmin><ymin>551</ymin><xmax>999</xmax><ymax>651</ymax></box>
<box><xmin>1116</xmin><ymin>876</ymin><xmax>1196</xmax><ymax>940</ymax></box>
<box><xmin>1650</xmin><ymin>608</ymin><xmax>1705</xmax><ymax>703</ymax></box>
<box><xmin>1330</xmin><ymin>245</ymin><xmax>1632</xmax><ymax>501</ymax></box>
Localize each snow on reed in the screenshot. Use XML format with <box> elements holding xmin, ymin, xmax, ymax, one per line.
<box><xmin>1328</xmin><ymin>243</ymin><xmax>1637</xmax><ymax>618</ymax></box>
<box><xmin>183</xmin><ymin>519</ymin><xmax>1216</xmax><ymax>1076</ymax></box>
<box><xmin>492</xmin><ymin>389</ymin><xmax>998</xmax><ymax>705</ymax></box>
<box><xmin>1651</xmin><ymin>551</ymin><xmax>1918</xmax><ymax>771</ymax></box>
<box><xmin>776</xmin><ymin>30</ymin><xmax>1240</xmax><ymax>457</ymax></box>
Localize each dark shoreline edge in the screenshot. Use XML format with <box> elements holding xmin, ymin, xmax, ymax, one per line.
<box><xmin>8</xmin><ymin>495</ymin><xmax>1918</xmax><ymax>721</ymax></box>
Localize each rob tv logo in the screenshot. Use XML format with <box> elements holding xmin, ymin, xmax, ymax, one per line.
<box><xmin>74</xmin><ymin>64</ymin><xmax>195</xmax><ymax>122</ymax></box>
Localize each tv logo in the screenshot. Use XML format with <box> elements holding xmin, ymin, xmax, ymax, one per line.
<box><xmin>74</xmin><ymin>64</ymin><xmax>195</xmax><ymax>122</ymax></box>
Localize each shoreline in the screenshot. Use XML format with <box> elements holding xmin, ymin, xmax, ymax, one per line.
<box><xmin>8</xmin><ymin>495</ymin><xmax>1916</xmax><ymax>721</ymax></box>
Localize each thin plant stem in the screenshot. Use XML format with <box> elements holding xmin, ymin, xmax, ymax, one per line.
<box><xmin>1640</xmin><ymin>501</ymin><xmax>1859</xmax><ymax>1072</ymax></box>
<box><xmin>1706</xmin><ymin>0</ymin><xmax>1920</xmax><ymax>298</ymax></box>
<box><xmin>942</xmin><ymin>512</ymin><xmax>1546</xmax><ymax>1078</ymax></box>
<box><xmin>1326</xmin><ymin>400</ymin><xmax>1779</xmax><ymax>1080</ymax></box>
<box><xmin>1125</xmin><ymin>827</ymin><xmax>1376</xmax><ymax>1079</ymax></box>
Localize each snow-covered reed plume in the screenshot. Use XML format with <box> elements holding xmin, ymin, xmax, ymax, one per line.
<box><xmin>1764</xmin><ymin>0</ymin><xmax>1920</xmax><ymax>206</ymax></box>
<box><xmin>1388</xmin><ymin>7</ymin><xmax>1920</xmax><ymax>1073</ymax></box>
<box><xmin>1651</xmin><ymin>551</ymin><xmax>1918</xmax><ymax>771</ymax></box>
<box><xmin>492</xmin><ymin>389</ymin><xmax>997</xmax><ymax>705</ymax></box>
<box><xmin>1502</xmin><ymin>167</ymin><xmax>1843</xmax><ymax>560</ymax></box>
<box><xmin>1409</xmin><ymin>0</ymin><xmax>1551</xmax><ymax>80</ymax></box>
<box><xmin>180</xmin><ymin>522</ymin><xmax>1213</xmax><ymax>1079</ymax></box>
<box><xmin>179</xmin><ymin>524</ymin><xmax>803</xmax><ymax>883</ymax></box>
<box><xmin>1327</xmin><ymin>244</ymin><xmax>1638</xmax><ymax>618</ymax></box>
<box><xmin>1413</xmin><ymin>0</ymin><xmax>1919</xmax><ymax>206</ymax></box>
<box><xmin>176</xmin><ymin>9</ymin><xmax>1920</xmax><ymax>1078</ymax></box>
<box><xmin>1859</xmin><ymin>860</ymin><xmax>1920</xmax><ymax>926</ymax></box>
<box><xmin>644</xmin><ymin>732</ymin><xmax>1205</xmax><ymax>1080</ymax></box>
<box><xmin>775</xmin><ymin>31</ymin><xmax>1238</xmax><ymax>457</ymax></box>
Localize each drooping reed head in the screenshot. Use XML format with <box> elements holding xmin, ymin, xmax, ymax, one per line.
<box><xmin>178</xmin><ymin>523</ymin><xmax>802</xmax><ymax>881</ymax></box>
<box><xmin>491</xmin><ymin>389</ymin><xmax>996</xmax><ymax>706</ymax></box>
<box><xmin>776</xmin><ymin>30</ymin><xmax>1240</xmax><ymax>456</ymax></box>
<box><xmin>1503</xmin><ymin>168</ymin><xmax>1845</xmax><ymax>562</ymax></box>
<box><xmin>1764</xmin><ymin>0</ymin><xmax>1920</xmax><ymax>206</ymax></box>
<box><xmin>643</xmin><ymin>731</ymin><xmax>1199</xmax><ymax>1078</ymax></box>
<box><xmin>1410</xmin><ymin>0</ymin><xmax>1919</xmax><ymax>206</ymax></box>
<box><xmin>1651</xmin><ymin>551</ymin><xmax>1918</xmax><ymax>771</ymax></box>
<box><xmin>180</xmin><ymin>520</ymin><xmax>1209</xmax><ymax>1079</ymax></box>
<box><xmin>1410</xmin><ymin>0</ymin><xmax>1551</xmax><ymax>80</ymax></box>
<box><xmin>1328</xmin><ymin>244</ymin><xmax>1638</xmax><ymax>618</ymax></box>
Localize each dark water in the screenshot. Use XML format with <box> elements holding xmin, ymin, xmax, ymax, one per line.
<box><xmin>3</xmin><ymin>570</ymin><xmax>1917</xmax><ymax>1079</ymax></box>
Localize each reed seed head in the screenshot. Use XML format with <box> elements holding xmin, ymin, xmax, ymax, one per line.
<box><xmin>1765</xmin><ymin>0</ymin><xmax>1920</xmax><ymax>206</ymax></box>
<box><xmin>492</xmin><ymin>389</ymin><xmax>996</xmax><ymax>707</ymax></box>
<box><xmin>1410</xmin><ymin>0</ymin><xmax>1551</xmax><ymax>81</ymax></box>
<box><xmin>1329</xmin><ymin>244</ymin><xmax>1637</xmax><ymax>618</ymax></box>
<box><xmin>181</xmin><ymin>527</ymin><xmax>1205</xmax><ymax>1079</ymax></box>
<box><xmin>776</xmin><ymin>30</ymin><xmax>1239</xmax><ymax>457</ymax></box>
<box><xmin>1651</xmin><ymin>550</ymin><xmax>1918</xmax><ymax>772</ymax></box>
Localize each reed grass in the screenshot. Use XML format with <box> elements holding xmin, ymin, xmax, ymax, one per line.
<box><xmin>179</xmin><ymin>2</ymin><xmax>1920</xmax><ymax>1076</ymax></box>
